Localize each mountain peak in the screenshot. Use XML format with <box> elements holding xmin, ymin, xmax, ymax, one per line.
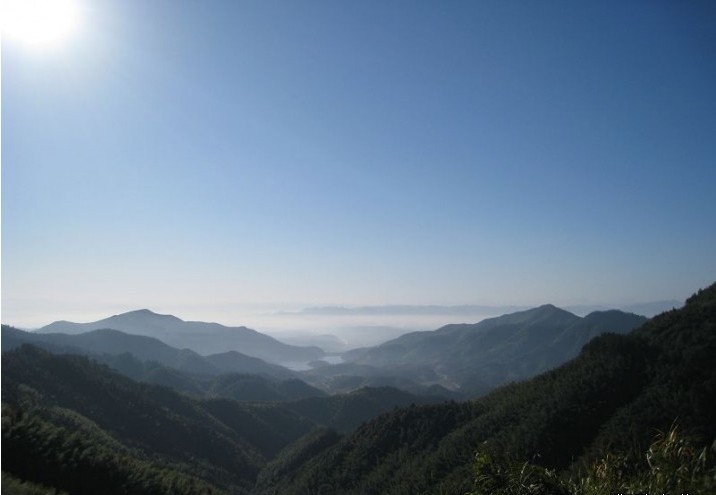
<box><xmin>521</xmin><ymin>303</ymin><xmax>578</xmax><ymax>321</ymax></box>
<box><xmin>131</xmin><ymin>309</ymin><xmax>156</xmax><ymax>315</ymax></box>
<box><xmin>111</xmin><ymin>309</ymin><xmax>182</xmax><ymax>322</ymax></box>
<box><xmin>535</xmin><ymin>303</ymin><xmax>560</xmax><ymax>311</ymax></box>
<box><xmin>536</xmin><ymin>303</ymin><xmax>576</xmax><ymax>312</ymax></box>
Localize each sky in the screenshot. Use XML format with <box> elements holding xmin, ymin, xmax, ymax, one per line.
<box><xmin>2</xmin><ymin>0</ymin><xmax>716</xmax><ymax>329</ymax></box>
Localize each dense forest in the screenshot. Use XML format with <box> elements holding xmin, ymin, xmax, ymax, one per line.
<box><xmin>255</xmin><ymin>283</ymin><xmax>716</xmax><ymax>494</ymax></box>
<box><xmin>1</xmin><ymin>346</ymin><xmax>439</xmax><ymax>494</ymax></box>
<box><xmin>3</xmin><ymin>283</ymin><xmax>715</xmax><ymax>494</ymax></box>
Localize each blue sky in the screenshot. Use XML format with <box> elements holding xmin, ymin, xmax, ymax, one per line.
<box><xmin>3</xmin><ymin>0</ymin><xmax>715</xmax><ymax>328</ymax></box>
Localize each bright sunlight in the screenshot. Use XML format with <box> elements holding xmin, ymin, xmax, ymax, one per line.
<box><xmin>1</xmin><ymin>0</ymin><xmax>80</xmax><ymax>46</ymax></box>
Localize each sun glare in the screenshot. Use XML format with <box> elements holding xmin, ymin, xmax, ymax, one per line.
<box><xmin>1</xmin><ymin>0</ymin><xmax>80</xmax><ymax>46</ymax></box>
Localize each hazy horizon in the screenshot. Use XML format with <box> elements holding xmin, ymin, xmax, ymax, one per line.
<box><xmin>4</xmin><ymin>297</ymin><xmax>684</xmax><ymax>350</ymax></box>
<box><xmin>3</xmin><ymin>1</ymin><xmax>715</xmax><ymax>331</ymax></box>
<box><xmin>1</xmin><ymin>292</ymin><xmax>691</xmax><ymax>332</ymax></box>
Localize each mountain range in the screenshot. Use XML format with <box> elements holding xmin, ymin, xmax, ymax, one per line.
<box><xmin>254</xmin><ymin>284</ymin><xmax>716</xmax><ymax>494</ymax></box>
<box><xmin>294</xmin><ymin>300</ymin><xmax>679</xmax><ymax>318</ymax></box>
<box><xmin>3</xmin><ymin>325</ymin><xmax>296</xmax><ymax>379</ymax></box>
<box><xmin>3</xmin><ymin>285</ymin><xmax>713</xmax><ymax>494</ymax></box>
<box><xmin>329</xmin><ymin>305</ymin><xmax>647</xmax><ymax>396</ymax></box>
<box><xmin>2</xmin><ymin>345</ymin><xmax>442</xmax><ymax>494</ymax></box>
<box><xmin>17</xmin><ymin>304</ymin><xmax>649</xmax><ymax>400</ymax></box>
<box><xmin>2</xmin><ymin>325</ymin><xmax>337</xmax><ymax>404</ymax></box>
<box><xmin>36</xmin><ymin>309</ymin><xmax>324</xmax><ymax>365</ymax></box>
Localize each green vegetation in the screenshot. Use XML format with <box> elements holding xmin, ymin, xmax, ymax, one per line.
<box><xmin>2</xmin><ymin>283</ymin><xmax>714</xmax><ymax>494</ymax></box>
<box><xmin>254</xmin><ymin>283</ymin><xmax>716</xmax><ymax>494</ymax></box>
<box><xmin>255</xmin><ymin>427</ymin><xmax>341</xmax><ymax>493</ymax></box>
<box><xmin>2</xmin><ymin>344</ymin><xmax>436</xmax><ymax>493</ymax></box>
<box><xmin>1</xmin><ymin>472</ymin><xmax>69</xmax><ymax>495</ymax></box>
<box><xmin>283</xmin><ymin>386</ymin><xmax>442</xmax><ymax>432</ymax></box>
<box><xmin>469</xmin><ymin>425</ymin><xmax>716</xmax><ymax>494</ymax></box>
<box><xmin>2</xmin><ymin>349</ymin><xmax>264</xmax><ymax>493</ymax></box>
<box><xmin>3</xmin><ymin>402</ymin><xmax>223</xmax><ymax>495</ymax></box>
<box><xmin>2</xmin><ymin>325</ymin><xmax>322</xmax><ymax>401</ymax></box>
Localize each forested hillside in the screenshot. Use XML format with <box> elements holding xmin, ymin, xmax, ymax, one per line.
<box><xmin>338</xmin><ymin>306</ymin><xmax>646</xmax><ymax>396</ymax></box>
<box><xmin>2</xmin><ymin>325</ymin><xmax>299</xmax><ymax>380</ymax></box>
<box><xmin>1</xmin><ymin>346</ymin><xmax>438</xmax><ymax>494</ymax></box>
<box><xmin>2</xmin><ymin>346</ymin><xmax>280</xmax><ymax>493</ymax></box>
<box><xmin>255</xmin><ymin>284</ymin><xmax>716</xmax><ymax>494</ymax></box>
<box><xmin>2</xmin><ymin>325</ymin><xmax>330</xmax><ymax>402</ymax></box>
<box><xmin>3</xmin><ymin>284</ymin><xmax>713</xmax><ymax>494</ymax></box>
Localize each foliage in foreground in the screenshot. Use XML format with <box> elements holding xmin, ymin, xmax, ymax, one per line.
<box><xmin>2</xmin><ymin>400</ymin><xmax>223</xmax><ymax>495</ymax></box>
<box><xmin>254</xmin><ymin>283</ymin><xmax>716</xmax><ymax>494</ymax></box>
<box><xmin>470</xmin><ymin>425</ymin><xmax>716</xmax><ymax>495</ymax></box>
<box><xmin>1</xmin><ymin>472</ymin><xmax>69</xmax><ymax>495</ymax></box>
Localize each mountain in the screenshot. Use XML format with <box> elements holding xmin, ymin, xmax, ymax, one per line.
<box><xmin>267</xmin><ymin>331</ymin><xmax>352</xmax><ymax>353</ymax></box>
<box><xmin>2</xmin><ymin>325</ymin><xmax>332</xmax><ymax>403</ymax></box>
<box><xmin>342</xmin><ymin>304</ymin><xmax>647</xmax><ymax>395</ymax></box>
<box><xmin>2</xmin><ymin>343</ymin><xmax>441</xmax><ymax>494</ymax></box>
<box><xmin>3</xmin><ymin>326</ymin><xmax>218</xmax><ymax>374</ymax></box>
<box><xmin>282</xmin><ymin>386</ymin><xmax>444</xmax><ymax>433</ymax></box>
<box><xmin>2</xmin><ymin>325</ymin><xmax>296</xmax><ymax>380</ymax></box>
<box><xmin>295</xmin><ymin>304</ymin><xmax>529</xmax><ymax>316</ymax></box>
<box><xmin>299</xmin><ymin>361</ymin><xmax>463</xmax><ymax>399</ymax></box>
<box><xmin>566</xmin><ymin>299</ymin><xmax>682</xmax><ymax>318</ymax></box>
<box><xmin>3</xmin><ymin>284</ymin><xmax>712</xmax><ymax>494</ymax></box>
<box><xmin>253</xmin><ymin>283</ymin><xmax>716</xmax><ymax>494</ymax></box>
<box><xmin>204</xmin><ymin>350</ymin><xmax>297</xmax><ymax>379</ymax></box>
<box><xmin>1</xmin><ymin>345</ymin><xmax>300</xmax><ymax>493</ymax></box>
<box><xmin>105</xmin><ymin>353</ymin><xmax>327</xmax><ymax>402</ymax></box>
<box><xmin>206</xmin><ymin>373</ymin><xmax>327</xmax><ymax>402</ymax></box>
<box><xmin>37</xmin><ymin>309</ymin><xmax>324</xmax><ymax>364</ymax></box>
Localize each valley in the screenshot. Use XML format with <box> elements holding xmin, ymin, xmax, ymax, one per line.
<box><xmin>3</xmin><ymin>283</ymin><xmax>714</xmax><ymax>494</ymax></box>
<box><xmin>4</xmin><ymin>2</ymin><xmax>712</xmax><ymax>493</ymax></box>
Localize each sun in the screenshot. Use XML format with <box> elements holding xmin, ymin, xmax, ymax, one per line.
<box><xmin>1</xmin><ymin>0</ymin><xmax>80</xmax><ymax>46</ymax></box>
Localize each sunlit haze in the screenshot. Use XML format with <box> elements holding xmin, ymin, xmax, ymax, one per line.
<box><xmin>2</xmin><ymin>1</ymin><xmax>715</xmax><ymax>331</ymax></box>
<box><xmin>1</xmin><ymin>0</ymin><xmax>80</xmax><ymax>46</ymax></box>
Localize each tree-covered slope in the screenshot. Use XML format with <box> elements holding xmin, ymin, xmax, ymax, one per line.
<box><xmin>1</xmin><ymin>346</ymin><xmax>312</xmax><ymax>493</ymax></box>
<box><xmin>2</xmin><ymin>326</ymin><xmax>221</xmax><ymax>375</ymax></box>
<box><xmin>2</xmin><ymin>325</ymin><xmax>298</xmax><ymax>380</ymax></box>
<box><xmin>5</xmin><ymin>286</ymin><xmax>711</xmax><ymax>495</ymax></box>
<box><xmin>2</xmin><ymin>344</ymin><xmax>439</xmax><ymax>493</ymax></box>
<box><xmin>282</xmin><ymin>386</ymin><xmax>444</xmax><ymax>433</ymax></box>
<box><xmin>3</xmin><ymin>325</ymin><xmax>330</xmax><ymax>403</ymax></box>
<box><xmin>342</xmin><ymin>305</ymin><xmax>647</xmax><ymax>396</ymax></box>
<box><xmin>256</xmin><ymin>283</ymin><xmax>715</xmax><ymax>494</ymax></box>
<box><xmin>2</xmin><ymin>402</ymin><xmax>224</xmax><ymax>495</ymax></box>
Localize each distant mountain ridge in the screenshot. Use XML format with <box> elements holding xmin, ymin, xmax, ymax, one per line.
<box><xmin>26</xmin><ymin>305</ymin><xmax>647</xmax><ymax>399</ymax></box>
<box><xmin>253</xmin><ymin>284</ymin><xmax>715</xmax><ymax>495</ymax></box>
<box><xmin>2</xmin><ymin>325</ymin><xmax>298</xmax><ymax>381</ymax></box>
<box><xmin>293</xmin><ymin>300</ymin><xmax>678</xmax><ymax>318</ymax></box>
<box><xmin>341</xmin><ymin>304</ymin><xmax>648</xmax><ymax>396</ymax></box>
<box><xmin>2</xmin><ymin>285</ymin><xmax>711</xmax><ymax>495</ymax></box>
<box><xmin>37</xmin><ymin>309</ymin><xmax>324</xmax><ymax>364</ymax></box>
<box><xmin>567</xmin><ymin>299</ymin><xmax>682</xmax><ymax>317</ymax></box>
<box><xmin>295</xmin><ymin>304</ymin><xmax>529</xmax><ymax>316</ymax></box>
